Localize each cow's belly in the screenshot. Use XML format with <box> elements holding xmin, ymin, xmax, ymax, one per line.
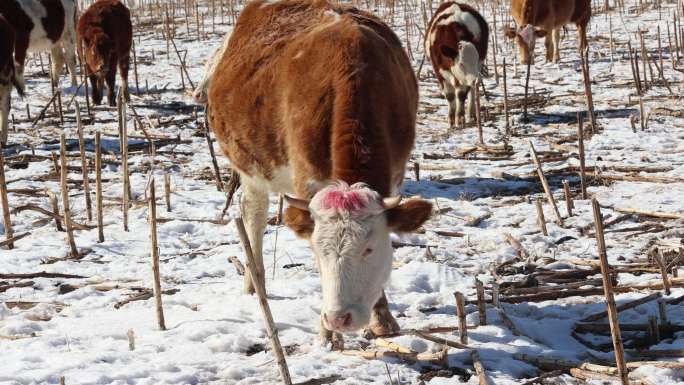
<box><xmin>237</xmin><ymin>165</ymin><xmax>295</xmax><ymax>195</ymax></box>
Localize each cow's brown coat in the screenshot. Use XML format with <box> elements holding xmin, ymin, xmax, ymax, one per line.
<box><xmin>77</xmin><ymin>0</ymin><xmax>132</xmax><ymax>106</ymax></box>
<box><xmin>506</xmin><ymin>0</ymin><xmax>591</xmax><ymax>63</ymax></box>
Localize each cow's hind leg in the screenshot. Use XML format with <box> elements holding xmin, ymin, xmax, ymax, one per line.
<box><xmin>118</xmin><ymin>55</ymin><xmax>130</xmax><ymax>102</ymax></box>
<box><xmin>105</xmin><ymin>63</ymin><xmax>117</xmax><ymax>106</ymax></box>
<box><xmin>90</xmin><ymin>74</ymin><xmax>103</xmax><ymax>105</ymax></box>
<box><xmin>0</xmin><ymin>83</ymin><xmax>11</xmax><ymax>146</ymax></box>
<box><xmin>365</xmin><ymin>291</ymin><xmax>400</xmax><ymax>338</ymax></box>
<box><xmin>544</xmin><ymin>33</ymin><xmax>554</xmax><ymax>62</ymax></box>
<box><xmin>240</xmin><ymin>182</ymin><xmax>268</xmax><ymax>294</ymax></box>
<box><xmin>577</xmin><ymin>22</ymin><xmax>589</xmax><ymax>55</ymax></box>
<box><xmin>50</xmin><ymin>46</ymin><xmax>66</xmax><ymax>86</ymax></box>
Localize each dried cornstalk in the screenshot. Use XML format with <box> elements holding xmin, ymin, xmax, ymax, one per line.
<box><xmin>528</xmin><ymin>141</ymin><xmax>563</xmax><ymax>225</ymax></box>
<box><xmin>235</xmin><ymin>217</ymin><xmax>292</xmax><ymax>385</ymax></box>
<box><xmin>0</xmin><ymin>153</ymin><xmax>13</xmax><ymax>249</ymax></box>
<box><xmin>149</xmin><ymin>176</ymin><xmax>166</xmax><ymax>331</ymax></box>
<box><xmin>593</xmin><ymin>198</ymin><xmax>628</xmax><ymax>385</ymax></box>
<box><xmin>60</xmin><ymin>134</ymin><xmax>79</xmax><ymax>258</ymax></box>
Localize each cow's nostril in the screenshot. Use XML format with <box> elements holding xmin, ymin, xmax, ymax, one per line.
<box><xmin>326</xmin><ymin>311</ymin><xmax>353</xmax><ymax>329</ymax></box>
<box><xmin>342</xmin><ymin>313</ymin><xmax>352</xmax><ymax>327</ymax></box>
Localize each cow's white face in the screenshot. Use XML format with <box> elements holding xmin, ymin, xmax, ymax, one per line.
<box><xmin>284</xmin><ymin>183</ymin><xmax>433</xmax><ymax>333</ymax></box>
<box><xmin>451</xmin><ymin>41</ymin><xmax>480</xmax><ymax>88</ymax></box>
<box><xmin>505</xmin><ymin>24</ymin><xmax>547</xmax><ymax>65</ymax></box>
<box><xmin>311</xmin><ymin>199</ymin><xmax>393</xmax><ymax>331</ymax></box>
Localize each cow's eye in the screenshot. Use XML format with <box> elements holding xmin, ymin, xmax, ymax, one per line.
<box><xmin>362</xmin><ymin>248</ymin><xmax>373</xmax><ymax>257</ymax></box>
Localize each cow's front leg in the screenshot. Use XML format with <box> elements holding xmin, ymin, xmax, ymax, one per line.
<box><xmin>552</xmin><ymin>29</ymin><xmax>561</xmax><ymax>63</ymax></box>
<box><xmin>0</xmin><ymin>83</ymin><xmax>11</xmax><ymax>145</ymax></box>
<box><xmin>456</xmin><ymin>87</ymin><xmax>468</xmax><ymax>129</ymax></box>
<box><xmin>241</xmin><ymin>182</ymin><xmax>269</xmax><ymax>294</ymax></box>
<box><xmin>364</xmin><ymin>291</ymin><xmax>399</xmax><ymax>338</ymax></box>
<box><xmin>465</xmin><ymin>85</ymin><xmax>476</xmax><ymax>123</ymax></box>
<box><xmin>50</xmin><ymin>46</ymin><xmax>66</xmax><ymax>86</ymax></box>
<box><xmin>319</xmin><ymin>315</ymin><xmax>344</xmax><ymax>350</ymax></box>
<box><xmin>441</xmin><ymin>82</ymin><xmax>457</xmax><ymax>130</ymax></box>
<box><xmin>544</xmin><ymin>33</ymin><xmax>554</xmax><ymax>63</ymax></box>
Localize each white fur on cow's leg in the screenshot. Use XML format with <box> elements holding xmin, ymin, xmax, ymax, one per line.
<box><xmin>544</xmin><ymin>33</ymin><xmax>554</xmax><ymax>62</ymax></box>
<box><xmin>552</xmin><ymin>29</ymin><xmax>561</xmax><ymax>63</ymax></box>
<box><xmin>455</xmin><ymin>87</ymin><xmax>469</xmax><ymax>129</ymax></box>
<box><xmin>442</xmin><ymin>83</ymin><xmax>457</xmax><ymax>130</ymax></box>
<box><xmin>50</xmin><ymin>47</ymin><xmax>66</xmax><ymax>86</ymax></box>
<box><xmin>240</xmin><ymin>182</ymin><xmax>269</xmax><ymax>295</ymax></box>
<box><xmin>0</xmin><ymin>83</ymin><xmax>11</xmax><ymax>145</ymax></box>
<box><xmin>62</xmin><ymin>44</ymin><xmax>78</xmax><ymax>87</ymax></box>
<box><xmin>319</xmin><ymin>315</ymin><xmax>344</xmax><ymax>350</ymax></box>
<box><xmin>465</xmin><ymin>86</ymin><xmax>476</xmax><ymax>123</ymax></box>
<box><xmin>61</xmin><ymin>0</ymin><xmax>79</xmax><ymax>87</ymax></box>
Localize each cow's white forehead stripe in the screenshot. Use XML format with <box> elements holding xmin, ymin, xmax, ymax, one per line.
<box><xmin>435</xmin><ymin>4</ymin><xmax>481</xmax><ymax>40</ymax></box>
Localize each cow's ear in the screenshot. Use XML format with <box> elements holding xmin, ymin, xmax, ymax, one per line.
<box><xmin>535</xmin><ymin>29</ymin><xmax>547</xmax><ymax>38</ymax></box>
<box><xmin>440</xmin><ymin>45</ymin><xmax>458</xmax><ymax>58</ymax></box>
<box><xmin>504</xmin><ymin>26</ymin><xmax>517</xmax><ymax>39</ymax></box>
<box><xmin>386</xmin><ymin>199</ymin><xmax>433</xmax><ymax>233</ymax></box>
<box><xmin>284</xmin><ymin>207</ymin><xmax>314</xmax><ymax>239</ymax></box>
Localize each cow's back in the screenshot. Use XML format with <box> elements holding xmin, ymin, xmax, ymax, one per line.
<box><xmin>511</xmin><ymin>0</ymin><xmax>589</xmax><ymax>30</ymax></box>
<box><xmin>209</xmin><ymin>0</ymin><xmax>417</xmax><ymax>197</ymax></box>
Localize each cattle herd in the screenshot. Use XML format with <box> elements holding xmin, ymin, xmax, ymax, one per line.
<box><xmin>0</xmin><ymin>0</ymin><xmax>662</xmax><ymax>351</ymax></box>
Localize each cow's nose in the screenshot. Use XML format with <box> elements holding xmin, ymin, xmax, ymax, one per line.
<box><xmin>325</xmin><ymin>311</ymin><xmax>352</xmax><ymax>330</ymax></box>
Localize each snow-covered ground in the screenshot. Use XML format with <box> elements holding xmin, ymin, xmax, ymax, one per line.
<box><xmin>2</xmin><ymin>1</ymin><xmax>684</xmax><ymax>384</ymax></box>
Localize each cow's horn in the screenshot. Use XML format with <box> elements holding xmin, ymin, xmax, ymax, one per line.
<box><xmin>284</xmin><ymin>195</ymin><xmax>310</xmax><ymax>211</ymax></box>
<box><xmin>383</xmin><ymin>196</ymin><xmax>402</xmax><ymax>209</ymax></box>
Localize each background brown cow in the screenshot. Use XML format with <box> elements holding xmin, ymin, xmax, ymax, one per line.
<box><xmin>77</xmin><ymin>0</ymin><xmax>132</xmax><ymax>106</ymax></box>
<box><xmin>505</xmin><ymin>0</ymin><xmax>591</xmax><ymax>64</ymax></box>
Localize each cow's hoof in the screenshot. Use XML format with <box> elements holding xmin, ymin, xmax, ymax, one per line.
<box><xmin>320</xmin><ymin>329</ymin><xmax>344</xmax><ymax>351</ymax></box>
<box><xmin>364</xmin><ymin>310</ymin><xmax>400</xmax><ymax>338</ymax></box>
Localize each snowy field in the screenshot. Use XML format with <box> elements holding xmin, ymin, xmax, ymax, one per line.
<box><xmin>2</xmin><ymin>0</ymin><xmax>684</xmax><ymax>384</ymax></box>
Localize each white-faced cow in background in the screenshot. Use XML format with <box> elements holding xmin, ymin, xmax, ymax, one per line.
<box><xmin>207</xmin><ymin>0</ymin><xmax>433</xmax><ymax>347</ymax></box>
<box><xmin>425</xmin><ymin>1</ymin><xmax>489</xmax><ymax>129</ymax></box>
<box><xmin>0</xmin><ymin>16</ymin><xmax>25</xmax><ymax>146</ymax></box>
<box><xmin>505</xmin><ymin>0</ymin><xmax>591</xmax><ymax>64</ymax></box>
<box><xmin>0</xmin><ymin>0</ymin><xmax>78</xmax><ymax>91</ymax></box>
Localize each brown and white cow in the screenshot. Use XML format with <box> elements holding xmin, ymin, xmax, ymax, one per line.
<box><xmin>1</xmin><ymin>15</ymin><xmax>25</xmax><ymax>146</ymax></box>
<box><xmin>0</xmin><ymin>0</ymin><xmax>78</xmax><ymax>90</ymax></box>
<box><xmin>425</xmin><ymin>2</ymin><xmax>489</xmax><ymax>129</ymax></box>
<box><xmin>208</xmin><ymin>0</ymin><xmax>432</xmax><ymax>345</ymax></box>
<box><xmin>77</xmin><ymin>0</ymin><xmax>132</xmax><ymax>106</ymax></box>
<box><xmin>504</xmin><ymin>0</ymin><xmax>591</xmax><ymax>64</ymax></box>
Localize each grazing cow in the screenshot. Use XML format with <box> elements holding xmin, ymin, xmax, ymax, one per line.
<box><xmin>425</xmin><ymin>2</ymin><xmax>489</xmax><ymax>129</ymax></box>
<box><xmin>0</xmin><ymin>0</ymin><xmax>78</xmax><ymax>89</ymax></box>
<box><xmin>77</xmin><ymin>0</ymin><xmax>132</xmax><ymax>106</ymax></box>
<box><xmin>208</xmin><ymin>0</ymin><xmax>433</xmax><ymax>345</ymax></box>
<box><xmin>193</xmin><ymin>34</ymin><xmax>230</xmax><ymax>104</ymax></box>
<box><xmin>1</xmin><ymin>16</ymin><xmax>25</xmax><ymax>146</ymax></box>
<box><xmin>504</xmin><ymin>0</ymin><xmax>591</xmax><ymax>64</ymax></box>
